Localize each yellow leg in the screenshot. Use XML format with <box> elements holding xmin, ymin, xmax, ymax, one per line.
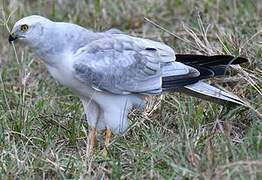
<box><xmin>102</xmin><ymin>128</ymin><xmax>111</xmax><ymax>157</ymax></box>
<box><xmin>104</xmin><ymin>129</ymin><xmax>112</xmax><ymax>147</ymax></box>
<box><xmin>88</xmin><ymin>127</ymin><xmax>97</xmax><ymax>153</ymax></box>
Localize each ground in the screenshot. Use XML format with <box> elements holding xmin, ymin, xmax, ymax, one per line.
<box><xmin>0</xmin><ymin>0</ymin><xmax>261</xmax><ymax>179</ymax></box>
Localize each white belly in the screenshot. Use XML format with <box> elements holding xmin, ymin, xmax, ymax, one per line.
<box><xmin>45</xmin><ymin>62</ymin><xmax>145</xmax><ymax>134</ymax></box>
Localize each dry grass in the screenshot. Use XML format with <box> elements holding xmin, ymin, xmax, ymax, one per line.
<box><xmin>0</xmin><ymin>0</ymin><xmax>262</xmax><ymax>179</ymax></box>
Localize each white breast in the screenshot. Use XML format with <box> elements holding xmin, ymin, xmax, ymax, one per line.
<box><xmin>47</xmin><ymin>64</ymin><xmax>72</xmax><ymax>86</ymax></box>
<box><xmin>44</xmin><ymin>55</ymin><xmax>95</xmax><ymax>98</ymax></box>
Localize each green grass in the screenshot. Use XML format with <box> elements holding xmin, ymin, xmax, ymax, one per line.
<box><xmin>0</xmin><ymin>0</ymin><xmax>262</xmax><ymax>179</ymax></box>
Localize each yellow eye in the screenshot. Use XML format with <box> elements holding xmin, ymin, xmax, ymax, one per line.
<box><xmin>20</xmin><ymin>24</ymin><xmax>29</xmax><ymax>32</ymax></box>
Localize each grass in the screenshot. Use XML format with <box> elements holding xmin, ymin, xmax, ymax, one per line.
<box><xmin>0</xmin><ymin>0</ymin><xmax>262</xmax><ymax>179</ymax></box>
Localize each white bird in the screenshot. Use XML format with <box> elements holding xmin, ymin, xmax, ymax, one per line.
<box><xmin>9</xmin><ymin>15</ymin><xmax>247</xmax><ymax>150</ymax></box>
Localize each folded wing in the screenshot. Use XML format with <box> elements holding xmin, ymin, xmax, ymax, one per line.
<box><xmin>72</xmin><ymin>35</ymin><xmax>196</xmax><ymax>95</ymax></box>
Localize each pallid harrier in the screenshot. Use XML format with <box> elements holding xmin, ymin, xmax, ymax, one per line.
<box><xmin>9</xmin><ymin>15</ymin><xmax>247</xmax><ymax>150</ymax></box>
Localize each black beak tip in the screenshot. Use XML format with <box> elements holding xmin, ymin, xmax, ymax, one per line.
<box><xmin>8</xmin><ymin>34</ymin><xmax>17</xmax><ymax>43</ymax></box>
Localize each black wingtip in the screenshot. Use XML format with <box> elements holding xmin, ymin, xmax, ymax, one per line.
<box><xmin>232</xmin><ymin>56</ymin><xmax>249</xmax><ymax>64</ymax></box>
<box><xmin>175</xmin><ymin>54</ymin><xmax>249</xmax><ymax>66</ymax></box>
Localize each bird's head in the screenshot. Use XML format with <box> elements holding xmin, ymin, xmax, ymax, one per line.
<box><xmin>8</xmin><ymin>15</ymin><xmax>92</xmax><ymax>64</ymax></box>
<box><xmin>8</xmin><ymin>15</ymin><xmax>52</xmax><ymax>45</ymax></box>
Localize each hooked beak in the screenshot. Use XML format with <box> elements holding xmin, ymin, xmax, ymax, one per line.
<box><xmin>8</xmin><ymin>33</ymin><xmax>18</xmax><ymax>43</ymax></box>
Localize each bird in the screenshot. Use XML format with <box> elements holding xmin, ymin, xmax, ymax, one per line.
<box><xmin>8</xmin><ymin>15</ymin><xmax>248</xmax><ymax>151</ymax></box>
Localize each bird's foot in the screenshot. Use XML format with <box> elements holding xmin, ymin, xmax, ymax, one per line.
<box><xmin>102</xmin><ymin>128</ymin><xmax>111</xmax><ymax>158</ymax></box>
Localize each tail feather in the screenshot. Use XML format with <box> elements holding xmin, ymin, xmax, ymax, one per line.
<box><xmin>182</xmin><ymin>82</ymin><xmax>246</xmax><ymax>106</ymax></box>
<box><xmin>162</xmin><ymin>54</ymin><xmax>248</xmax><ymax>106</ymax></box>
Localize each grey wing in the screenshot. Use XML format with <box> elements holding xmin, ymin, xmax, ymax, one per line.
<box><xmin>73</xmin><ymin>37</ymin><xmax>163</xmax><ymax>94</ymax></box>
<box><xmin>73</xmin><ymin>35</ymin><xmax>196</xmax><ymax>95</ymax></box>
